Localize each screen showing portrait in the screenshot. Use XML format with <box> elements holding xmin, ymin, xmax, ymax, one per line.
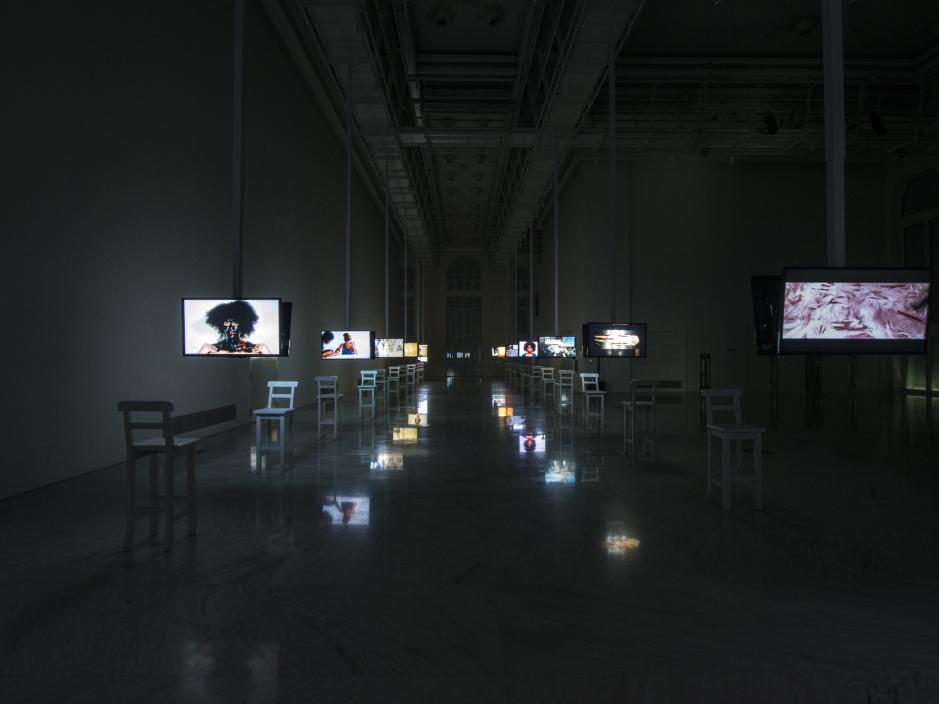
<box><xmin>321</xmin><ymin>496</ymin><xmax>370</xmax><ymax>525</ymax></box>
<box><xmin>182</xmin><ymin>298</ymin><xmax>281</xmax><ymax>356</ymax></box>
<box><xmin>583</xmin><ymin>323</ymin><xmax>647</xmax><ymax>358</ymax></box>
<box><xmin>321</xmin><ymin>330</ymin><xmax>373</xmax><ymax>360</ymax></box>
<box><xmin>404</xmin><ymin>342</ymin><xmax>419</xmax><ymax>357</ymax></box>
<box><xmin>539</xmin><ymin>336</ymin><xmax>576</xmax><ymax>358</ymax></box>
<box><xmin>374</xmin><ymin>338</ymin><xmax>404</xmax><ymax>358</ymax></box>
<box><xmin>780</xmin><ymin>268</ymin><xmax>930</xmax><ymax>354</ymax></box>
<box><xmin>518</xmin><ymin>434</ymin><xmax>546</xmax><ymax>453</ymax></box>
<box><xmin>518</xmin><ymin>340</ymin><xmax>539</xmax><ymax>358</ymax></box>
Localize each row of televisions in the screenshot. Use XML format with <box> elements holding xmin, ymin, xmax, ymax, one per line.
<box><xmin>179</xmin><ymin>267</ymin><xmax>931</xmax><ymax>359</ymax></box>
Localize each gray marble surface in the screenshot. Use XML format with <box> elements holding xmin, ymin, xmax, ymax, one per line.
<box><xmin>2</xmin><ymin>381</ymin><xmax>939</xmax><ymax>702</ymax></box>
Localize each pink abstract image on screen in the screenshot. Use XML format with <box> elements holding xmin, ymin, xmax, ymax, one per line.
<box><xmin>782</xmin><ymin>281</ymin><xmax>929</xmax><ymax>340</ymax></box>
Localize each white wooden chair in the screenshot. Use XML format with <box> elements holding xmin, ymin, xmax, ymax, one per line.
<box><xmin>118</xmin><ymin>401</ymin><xmax>198</xmax><ymax>552</ymax></box>
<box><xmin>703</xmin><ymin>389</ymin><xmax>765</xmax><ymax>511</ymax></box>
<box><xmin>579</xmin><ymin>373</ymin><xmax>605</xmax><ymax>429</ymax></box>
<box><xmin>416</xmin><ymin>362</ymin><xmax>425</xmax><ymax>383</ymax></box>
<box><xmin>557</xmin><ymin>369</ymin><xmax>575</xmax><ymax>415</ymax></box>
<box><xmin>623</xmin><ymin>379</ymin><xmax>656</xmax><ymax>460</ymax></box>
<box><xmin>531</xmin><ymin>366</ymin><xmax>544</xmax><ymax>401</ymax></box>
<box><xmin>358</xmin><ymin>370</ymin><xmax>378</xmax><ymax>419</ymax></box>
<box><xmin>542</xmin><ymin>368</ymin><xmax>556</xmax><ymax>406</ymax></box>
<box><xmin>518</xmin><ymin>365</ymin><xmax>530</xmax><ymax>395</ymax></box>
<box><xmin>253</xmin><ymin>380</ymin><xmax>299</xmax><ymax>471</ymax></box>
<box><xmin>316</xmin><ymin>376</ymin><xmax>343</xmax><ymax>439</ymax></box>
<box><xmin>405</xmin><ymin>364</ymin><xmax>417</xmax><ymax>395</ymax></box>
<box><xmin>387</xmin><ymin>366</ymin><xmax>401</xmax><ymax>405</ymax></box>
<box><xmin>374</xmin><ymin>368</ymin><xmax>388</xmax><ymax>405</ymax></box>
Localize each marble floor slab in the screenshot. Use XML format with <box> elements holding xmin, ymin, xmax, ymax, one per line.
<box><xmin>2</xmin><ymin>380</ymin><xmax>939</xmax><ymax>702</ymax></box>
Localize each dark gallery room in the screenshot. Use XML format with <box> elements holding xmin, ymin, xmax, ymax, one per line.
<box><xmin>4</xmin><ymin>0</ymin><xmax>939</xmax><ymax>701</ymax></box>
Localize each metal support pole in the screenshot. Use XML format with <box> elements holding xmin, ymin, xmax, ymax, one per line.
<box><xmin>345</xmin><ymin>62</ymin><xmax>354</xmax><ymax>328</ymax></box>
<box><xmin>823</xmin><ymin>0</ymin><xmax>846</xmax><ymax>267</ymax></box>
<box><xmin>384</xmin><ymin>161</ymin><xmax>389</xmax><ymax>337</ymax></box>
<box><xmin>403</xmin><ymin>240</ymin><xmax>408</xmax><ymax>339</ymax></box>
<box><xmin>416</xmin><ymin>258</ymin><xmax>421</xmax><ymax>343</ymax></box>
<box><xmin>513</xmin><ymin>238</ymin><xmax>518</xmax><ymax>343</ymax></box>
<box><xmin>608</xmin><ymin>2</ymin><xmax>617</xmax><ymax>320</ymax></box>
<box><xmin>529</xmin><ymin>220</ymin><xmax>534</xmax><ymax>339</ymax></box>
<box><xmin>231</xmin><ymin>0</ymin><xmax>245</xmax><ymax>299</ymax></box>
<box><xmin>554</xmin><ymin>144</ymin><xmax>560</xmax><ymax>336</ymax></box>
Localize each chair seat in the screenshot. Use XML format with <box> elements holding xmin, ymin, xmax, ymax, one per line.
<box><xmin>622</xmin><ymin>400</ymin><xmax>653</xmax><ymax>408</ymax></box>
<box><xmin>707</xmin><ymin>423</ymin><xmax>765</xmax><ymax>436</ymax></box>
<box><xmin>132</xmin><ymin>436</ymin><xmax>199</xmax><ymax>450</ymax></box>
<box><xmin>253</xmin><ymin>407</ymin><xmax>293</xmax><ymax>417</ymax></box>
<box><xmin>583</xmin><ymin>390</ymin><xmax>605</xmax><ymax>396</ymax></box>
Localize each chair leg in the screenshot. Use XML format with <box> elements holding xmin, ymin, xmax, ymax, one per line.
<box><xmin>164</xmin><ymin>452</ymin><xmax>175</xmax><ymax>552</ymax></box>
<box><xmin>255</xmin><ymin>417</ymin><xmax>262</xmax><ymax>471</ymax></box>
<box><xmin>187</xmin><ymin>447</ymin><xmax>197</xmax><ymax>537</ymax></box>
<box><xmin>706</xmin><ymin>433</ymin><xmax>712</xmax><ymax>499</ymax></box>
<box><xmin>279</xmin><ymin>417</ymin><xmax>286</xmax><ymax>470</ymax></box>
<box><xmin>123</xmin><ymin>456</ymin><xmax>136</xmax><ymax>552</ymax></box>
<box><xmin>149</xmin><ymin>454</ymin><xmax>159</xmax><ymax>538</ymax></box>
<box><xmin>735</xmin><ymin>440</ymin><xmax>744</xmax><ymax>499</ymax></box>
<box><xmin>721</xmin><ymin>438</ymin><xmax>731</xmax><ymax>510</ymax></box>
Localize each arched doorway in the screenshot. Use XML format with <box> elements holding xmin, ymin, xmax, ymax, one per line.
<box><xmin>446</xmin><ymin>257</ymin><xmax>482</xmax><ymax>377</ymax></box>
<box><xmin>901</xmin><ymin>170</ymin><xmax>939</xmax><ymax>392</ymax></box>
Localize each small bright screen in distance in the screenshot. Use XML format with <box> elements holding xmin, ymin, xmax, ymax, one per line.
<box><xmin>374</xmin><ymin>338</ymin><xmax>404</xmax><ymax>358</ymax></box>
<box><xmin>539</xmin><ymin>336</ymin><xmax>576</xmax><ymax>358</ymax></box>
<box><xmin>321</xmin><ymin>330</ymin><xmax>372</xmax><ymax>359</ymax></box>
<box><xmin>780</xmin><ymin>268</ymin><xmax>930</xmax><ymax>354</ymax></box>
<box><xmin>183</xmin><ymin>299</ymin><xmax>280</xmax><ymax>356</ymax></box>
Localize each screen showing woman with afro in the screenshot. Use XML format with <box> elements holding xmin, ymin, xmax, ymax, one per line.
<box><xmin>197</xmin><ymin>300</ymin><xmax>272</xmax><ymax>355</ymax></box>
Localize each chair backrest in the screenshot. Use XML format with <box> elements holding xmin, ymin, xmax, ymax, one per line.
<box><xmin>558</xmin><ymin>369</ymin><xmax>574</xmax><ymax>387</ymax></box>
<box><xmin>388</xmin><ymin>366</ymin><xmax>401</xmax><ymax>379</ymax></box>
<box><xmin>406</xmin><ymin>364</ymin><xmax>416</xmax><ymax>377</ymax></box>
<box><xmin>375</xmin><ymin>368</ymin><xmax>386</xmax><ymax>382</ymax></box>
<box><xmin>580</xmin><ymin>373</ymin><xmax>600</xmax><ymax>392</ymax></box>
<box><xmin>118</xmin><ymin>400</ymin><xmax>175</xmax><ymax>452</ymax></box>
<box><xmin>542</xmin><ymin>368</ymin><xmax>555</xmax><ymax>381</ymax></box>
<box><xmin>702</xmin><ymin>388</ymin><xmax>743</xmax><ymax>425</ymax></box>
<box><xmin>315</xmin><ymin>375</ymin><xmax>339</xmax><ymax>396</ymax></box>
<box><xmin>360</xmin><ymin>370</ymin><xmax>378</xmax><ymax>387</ymax></box>
<box><xmin>532</xmin><ymin>366</ymin><xmax>543</xmax><ymax>381</ymax></box>
<box><xmin>630</xmin><ymin>379</ymin><xmax>656</xmax><ymax>405</ymax></box>
<box><xmin>266</xmin><ymin>380</ymin><xmax>299</xmax><ymax>410</ymax></box>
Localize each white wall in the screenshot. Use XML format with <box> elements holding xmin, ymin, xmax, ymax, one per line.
<box><xmin>3</xmin><ymin>0</ymin><xmax>397</xmax><ymax>498</ymax></box>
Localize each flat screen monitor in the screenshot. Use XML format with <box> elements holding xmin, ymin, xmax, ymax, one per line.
<box><xmin>492</xmin><ymin>346</ymin><xmax>506</xmax><ymax>358</ymax></box>
<box><xmin>321</xmin><ymin>496</ymin><xmax>369</xmax><ymax>525</ymax></box>
<box><xmin>506</xmin><ymin>345</ymin><xmax>519</xmax><ymax>358</ymax></box>
<box><xmin>182</xmin><ymin>298</ymin><xmax>282</xmax><ymax>356</ymax></box>
<box><xmin>539</xmin><ymin>336</ymin><xmax>576</xmax><ymax>358</ymax></box>
<box><xmin>321</xmin><ymin>330</ymin><xmax>373</xmax><ymax>360</ymax></box>
<box><xmin>583</xmin><ymin>323</ymin><xmax>647</xmax><ymax>358</ymax></box>
<box><xmin>374</xmin><ymin>338</ymin><xmax>404</xmax><ymax>358</ymax></box>
<box><xmin>751</xmin><ymin>276</ymin><xmax>782</xmax><ymax>355</ymax></box>
<box><xmin>404</xmin><ymin>342</ymin><xmax>419</xmax><ymax>357</ymax></box>
<box><xmin>518</xmin><ymin>340</ymin><xmax>539</xmax><ymax>358</ymax></box>
<box><xmin>780</xmin><ymin>268</ymin><xmax>930</xmax><ymax>354</ymax></box>
<box><xmin>518</xmin><ymin>434</ymin><xmax>546</xmax><ymax>453</ymax></box>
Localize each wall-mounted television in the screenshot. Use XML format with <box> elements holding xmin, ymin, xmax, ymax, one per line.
<box><xmin>539</xmin><ymin>336</ymin><xmax>576</xmax><ymax>358</ymax></box>
<box><xmin>374</xmin><ymin>337</ymin><xmax>404</xmax><ymax>358</ymax></box>
<box><xmin>582</xmin><ymin>323</ymin><xmax>647</xmax><ymax>358</ymax></box>
<box><xmin>491</xmin><ymin>346</ymin><xmax>506</xmax><ymax>358</ymax></box>
<box><xmin>182</xmin><ymin>298</ymin><xmax>283</xmax><ymax>356</ymax></box>
<box><xmin>321</xmin><ymin>330</ymin><xmax>373</xmax><ymax>359</ymax></box>
<box><xmin>780</xmin><ymin>268</ymin><xmax>930</xmax><ymax>354</ymax></box>
<box><xmin>321</xmin><ymin>496</ymin><xmax>370</xmax><ymax>525</ymax></box>
<box><xmin>518</xmin><ymin>340</ymin><xmax>539</xmax><ymax>358</ymax></box>
<box><xmin>404</xmin><ymin>342</ymin><xmax>419</xmax><ymax>357</ymax></box>
<box><xmin>519</xmin><ymin>434</ymin><xmax>546</xmax><ymax>453</ymax></box>
<box><xmin>506</xmin><ymin>345</ymin><xmax>519</xmax><ymax>358</ymax></box>
<box><xmin>751</xmin><ymin>276</ymin><xmax>782</xmax><ymax>355</ymax></box>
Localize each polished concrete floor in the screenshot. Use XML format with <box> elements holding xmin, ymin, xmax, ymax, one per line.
<box><xmin>3</xmin><ymin>379</ymin><xmax>939</xmax><ymax>703</ymax></box>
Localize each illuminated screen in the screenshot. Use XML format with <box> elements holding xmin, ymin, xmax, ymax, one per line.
<box><xmin>404</xmin><ymin>342</ymin><xmax>419</xmax><ymax>357</ymax></box>
<box><xmin>321</xmin><ymin>496</ymin><xmax>370</xmax><ymax>525</ymax></box>
<box><xmin>497</xmin><ymin>406</ymin><xmax>514</xmax><ymax>417</ymax></box>
<box><xmin>583</xmin><ymin>323</ymin><xmax>647</xmax><ymax>358</ymax></box>
<box><xmin>374</xmin><ymin>338</ymin><xmax>404</xmax><ymax>358</ymax></box>
<box><xmin>392</xmin><ymin>426</ymin><xmax>418</xmax><ymax>443</ymax></box>
<box><xmin>518</xmin><ymin>340</ymin><xmax>539</xmax><ymax>358</ymax></box>
<box><xmin>780</xmin><ymin>268</ymin><xmax>930</xmax><ymax>354</ymax></box>
<box><xmin>539</xmin><ymin>336</ymin><xmax>576</xmax><ymax>358</ymax></box>
<box><xmin>418</xmin><ymin>344</ymin><xmax>428</xmax><ymax>357</ymax></box>
<box><xmin>506</xmin><ymin>345</ymin><xmax>519</xmax><ymax>358</ymax></box>
<box><xmin>182</xmin><ymin>298</ymin><xmax>281</xmax><ymax>356</ymax></box>
<box><xmin>322</xmin><ymin>330</ymin><xmax>373</xmax><ymax>360</ymax></box>
<box><xmin>370</xmin><ymin>452</ymin><xmax>404</xmax><ymax>471</ymax></box>
<box><xmin>407</xmin><ymin>413</ymin><xmax>429</xmax><ymax>427</ymax></box>
<box><xmin>492</xmin><ymin>346</ymin><xmax>506</xmax><ymax>358</ymax></box>
<box><xmin>518</xmin><ymin>434</ymin><xmax>546</xmax><ymax>453</ymax></box>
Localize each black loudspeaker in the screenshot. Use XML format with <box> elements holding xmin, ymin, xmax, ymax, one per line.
<box><xmin>751</xmin><ymin>275</ymin><xmax>782</xmax><ymax>355</ymax></box>
<box><xmin>279</xmin><ymin>301</ymin><xmax>293</xmax><ymax>356</ymax></box>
